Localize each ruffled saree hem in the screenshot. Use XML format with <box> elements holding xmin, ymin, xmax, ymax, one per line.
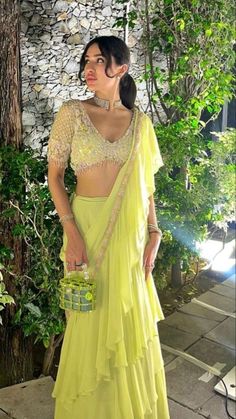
<box><xmin>53</xmin><ymin>108</ymin><xmax>169</xmax><ymax>419</ymax></box>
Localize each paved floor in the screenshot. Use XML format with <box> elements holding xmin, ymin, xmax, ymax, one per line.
<box><xmin>0</xmin><ymin>275</ymin><xmax>235</xmax><ymax>419</ymax></box>
<box><xmin>162</xmin><ymin>273</ymin><xmax>236</xmax><ymax>419</ymax></box>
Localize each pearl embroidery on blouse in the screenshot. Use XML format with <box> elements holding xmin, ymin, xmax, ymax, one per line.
<box><xmin>47</xmin><ymin>99</ymin><xmax>136</xmax><ymax>175</ymax></box>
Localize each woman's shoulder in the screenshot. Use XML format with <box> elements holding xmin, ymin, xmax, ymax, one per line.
<box><xmin>60</xmin><ymin>99</ymin><xmax>83</xmax><ymax>110</ymax></box>
<box><xmin>134</xmin><ymin>106</ymin><xmax>152</xmax><ymax>126</ymax></box>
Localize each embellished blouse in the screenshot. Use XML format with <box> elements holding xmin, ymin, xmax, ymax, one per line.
<box><xmin>47</xmin><ymin>99</ymin><xmax>136</xmax><ymax>175</ymax></box>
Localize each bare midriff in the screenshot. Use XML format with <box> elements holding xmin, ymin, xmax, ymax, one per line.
<box><xmin>75</xmin><ymin>161</ymin><xmax>122</xmax><ymax>197</ymax></box>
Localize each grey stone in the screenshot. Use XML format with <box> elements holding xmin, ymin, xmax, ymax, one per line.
<box><xmin>39</xmin><ymin>64</ymin><xmax>50</xmax><ymax>72</ymax></box>
<box><xmin>21</xmin><ymin>16</ymin><xmax>29</xmax><ymax>34</ymax></box>
<box><xmin>158</xmin><ymin>323</ymin><xmax>200</xmax><ymax>350</ymax></box>
<box><xmin>70</xmin><ymin>91</ymin><xmax>80</xmax><ymax>100</ymax></box>
<box><xmin>197</xmin><ymin>290</ymin><xmax>236</xmax><ymax>312</ymax></box>
<box><xmin>80</xmin><ymin>18</ymin><xmax>90</xmax><ymax>29</ymax></box>
<box><xmin>53</xmin><ymin>21</ymin><xmax>70</xmax><ymax>34</ymax></box>
<box><xmin>187</xmin><ymin>338</ymin><xmax>235</xmax><ymax>374</ymax></box>
<box><xmin>40</xmin><ymin>129</ymin><xmax>50</xmax><ymax>139</ymax></box>
<box><xmin>68</xmin><ymin>16</ymin><xmax>78</xmax><ymax>30</ymax></box>
<box><xmin>67</xmin><ymin>34</ymin><xmax>82</xmax><ymax>45</ymax></box>
<box><xmin>210</xmin><ymin>283</ymin><xmax>236</xmax><ymax>300</ymax></box>
<box><xmin>168</xmin><ymin>400</ymin><xmax>205</xmax><ymax>419</ymax></box>
<box><xmin>205</xmin><ymin>317</ymin><xmax>236</xmax><ymax>350</ymax></box>
<box><xmin>201</xmin><ymin>393</ymin><xmax>236</xmax><ymax>419</ymax></box>
<box><xmin>128</xmin><ymin>34</ymin><xmax>137</xmax><ymax>48</ymax></box>
<box><xmin>53</xmin><ymin>98</ymin><xmax>65</xmax><ymax>111</ymax></box>
<box><xmin>22</xmin><ymin>111</ymin><xmax>36</xmax><ymax>126</ymax></box>
<box><xmin>102</xmin><ymin>6</ymin><xmax>112</xmax><ymax>17</ymax></box>
<box><xmin>51</xmin><ymin>85</ymin><xmax>62</xmax><ymax>95</ymax></box>
<box><xmin>0</xmin><ymin>411</ymin><xmax>9</xmax><ymax>418</ymax></box>
<box><xmin>179</xmin><ymin>301</ymin><xmax>227</xmax><ymax>322</ymax></box>
<box><xmin>22</xmin><ymin>67</ymin><xmax>33</xmax><ymax>77</ymax></box>
<box><xmin>60</xmin><ymin>72</ymin><xmax>70</xmax><ymax>85</ymax></box>
<box><xmin>0</xmin><ymin>377</ymin><xmax>55</xmax><ymax>419</ymax></box>
<box><xmin>21</xmin><ymin>1</ymin><xmax>34</xmax><ymax>12</ymax></box>
<box><xmin>35</xmin><ymin>100</ymin><xmax>49</xmax><ymax>113</ymax></box>
<box><xmin>27</xmin><ymin>59</ymin><xmax>38</xmax><ymax>67</ymax></box>
<box><xmin>91</xmin><ymin>20</ymin><xmax>102</xmax><ymax>30</ymax></box>
<box><xmin>103</xmin><ymin>0</ymin><xmax>112</xmax><ymax>6</ymax></box>
<box><xmin>64</xmin><ymin>59</ymin><xmax>79</xmax><ymax>74</ymax></box>
<box><xmin>163</xmin><ymin>311</ymin><xmax>218</xmax><ymax>336</ymax></box>
<box><xmin>81</xmin><ymin>32</ymin><xmax>91</xmax><ymax>45</ymax></box>
<box><xmin>98</xmin><ymin>28</ymin><xmax>112</xmax><ymax>36</ymax></box>
<box><xmin>42</xmin><ymin>1</ymin><xmax>52</xmax><ymax>10</ymax></box>
<box><xmin>53</xmin><ymin>0</ymin><xmax>69</xmax><ymax>13</ymax></box>
<box><xmin>29</xmin><ymin>92</ymin><xmax>37</xmax><ymax>101</ymax></box>
<box><xmin>165</xmin><ymin>356</ymin><xmax>219</xmax><ymax>410</ymax></box>
<box><xmin>69</xmin><ymin>1</ymin><xmax>78</xmax><ymax>8</ymax></box>
<box><xmin>73</xmin><ymin>8</ymin><xmax>80</xmax><ymax>17</ymax></box>
<box><xmin>39</xmin><ymin>89</ymin><xmax>51</xmax><ymax>99</ymax></box>
<box><xmin>40</xmin><ymin>33</ymin><xmax>51</xmax><ymax>43</ymax></box>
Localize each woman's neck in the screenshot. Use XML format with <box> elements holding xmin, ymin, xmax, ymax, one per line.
<box><xmin>94</xmin><ymin>90</ymin><xmax>122</xmax><ymax>112</ymax></box>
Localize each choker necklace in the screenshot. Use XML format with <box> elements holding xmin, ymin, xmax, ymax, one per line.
<box><xmin>93</xmin><ymin>95</ymin><xmax>122</xmax><ymax>110</ymax></box>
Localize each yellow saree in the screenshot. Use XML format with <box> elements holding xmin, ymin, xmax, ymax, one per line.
<box><xmin>53</xmin><ymin>107</ymin><xmax>170</xmax><ymax>419</ymax></box>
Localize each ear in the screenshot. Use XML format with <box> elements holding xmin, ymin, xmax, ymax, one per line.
<box><xmin>119</xmin><ymin>64</ymin><xmax>129</xmax><ymax>78</ymax></box>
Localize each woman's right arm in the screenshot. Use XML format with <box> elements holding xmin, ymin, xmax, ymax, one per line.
<box><xmin>48</xmin><ymin>163</ymin><xmax>88</xmax><ymax>271</ymax></box>
<box><xmin>47</xmin><ymin>100</ymin><xmax>89</xmax><ymax>271</ymax></box>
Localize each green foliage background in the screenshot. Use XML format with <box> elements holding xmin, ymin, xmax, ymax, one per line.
<box><xmin>115</xmin><ymin>0</ymin><xmax>235</xmax><ymax>287</ymax></box>
<box><xmin>0</xmin><ymin>147</ymin><xmax>75</xmax><ymax>346</ymax></box>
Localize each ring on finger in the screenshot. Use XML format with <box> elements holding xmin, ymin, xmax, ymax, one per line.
<box><xmin>74</xmin><ymin>261</ymin><xmax>83</xmax><ymax>267</ymax></box>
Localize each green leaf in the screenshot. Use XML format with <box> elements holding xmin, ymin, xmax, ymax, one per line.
<box><xmin>25</xmin><ymin>303</ymin><xmax>42</xmax><ymax>318</ymax></box>
<box><xmin>14</xmin><ymin>308</ymin><xmax>22</xmax><ymax>323</ymax></box>
<box><xmin>205</xmin><ymin>28</ymin><xmax>212</xmax><ymax>37</ymax></box>
<box><xmin>43</xmin><ymin>338</ymin><xmax>50</xmax><ymax>348</ymax></box>
<box><xmin>0</xmin><ymin>295</ymin><xmax>14</xmax><ymax>304</ymax></box>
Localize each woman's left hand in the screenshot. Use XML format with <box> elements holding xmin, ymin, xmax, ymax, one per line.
<box><xmin>143</xmin><ymin>234</ymin><xmax>161</xmax><ymax>280</ymax></box>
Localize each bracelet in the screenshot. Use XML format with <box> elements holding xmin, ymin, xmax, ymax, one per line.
<box><xmin>59</xmin><ymin>213</ymin><xmax>74</xmax><ymax>224</ymax></box>
<box><xmin>148</xmin><ymin>223</ymin><xmax>159</xmax><ymax>229</ymax></box>
<box><xmin>149</xmin><ymin>230</ymin><xmax>162</xmax><ymax>237</ymax></box>
<box><xmin>148</xmin><ymin>223</ymin><xmax>163</xmax><ymax>237</ymax></box>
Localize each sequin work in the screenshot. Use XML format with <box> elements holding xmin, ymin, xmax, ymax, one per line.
<box><xmin>47</xmin><ymin>99</ymin><xmax>135</xmax><ymax>175</ymax></box>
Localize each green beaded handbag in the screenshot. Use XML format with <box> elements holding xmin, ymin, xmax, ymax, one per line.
<box><xmin>59</xmin><ymin>264</ymin><xmax>96</xmax><ymax>312</ymax></box>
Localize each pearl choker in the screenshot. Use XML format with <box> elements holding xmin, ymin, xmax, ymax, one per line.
<box><xmin>93</xmin><ymin>95</ymin><xmax>122</xmax><ymax>110</ymax></box>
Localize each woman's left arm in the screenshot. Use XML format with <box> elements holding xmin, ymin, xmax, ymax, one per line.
<box><xmin>143</xmin><ymin>195</ymin><xmax>162</xmax><ymax>280</ymax></box>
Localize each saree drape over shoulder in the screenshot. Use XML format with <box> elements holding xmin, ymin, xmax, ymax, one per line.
<box><xmin>48</xmin><ymin>101</ymin><xmax>170</xmax><ymax>419</ymax></box>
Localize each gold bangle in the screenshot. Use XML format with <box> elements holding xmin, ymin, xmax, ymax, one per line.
<box><xmin>148</xmin><ymin>227</ymin><xmax>163</xmax><ymax>237</ymax></box>
<box><xmin>59</xmin><ymin>213</ymin><xmax>74</xmax><ymax>224</ymax></box>
<box><xmin>148</xmin><ymin>223</ymin><xmax>159</xmax><ymax>229</ymax></box>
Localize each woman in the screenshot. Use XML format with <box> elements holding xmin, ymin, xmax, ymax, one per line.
<box><xmin>47</xmin><ymin>35</ymin><xmax>170</xmax><ymax>419</ymax></box>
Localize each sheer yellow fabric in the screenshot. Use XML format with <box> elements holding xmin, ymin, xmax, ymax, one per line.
<box><xmin>52</xmin><ymin>109</ymin><xmax>169</xmax><ymax>419</ymax></box>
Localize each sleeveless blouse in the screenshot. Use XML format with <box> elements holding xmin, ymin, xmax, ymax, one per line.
<box><xmin>47</xmin><ymin>99</ymin><xmax>136</xmax><ymax>175</ymax></box>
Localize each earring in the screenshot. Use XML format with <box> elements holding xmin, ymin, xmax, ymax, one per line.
<box><xmin>116</xmin><ymin>75</ymin><xmax>121</xmax><ymax>80</ymax></box>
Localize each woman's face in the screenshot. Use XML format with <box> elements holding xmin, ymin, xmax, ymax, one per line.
<box><xmin>83</xmin><ymin>43</ymin><xmax>125</xmax><ymax>92</ymax></box>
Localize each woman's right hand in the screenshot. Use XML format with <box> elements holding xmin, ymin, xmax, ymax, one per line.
<box><xmin>65</xmin><ymin>232</ymin><xmax>89</xmax><ymax>272</ymax></box>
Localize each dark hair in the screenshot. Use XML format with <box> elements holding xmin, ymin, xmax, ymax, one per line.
<box><xmin>78</xmin><ymin>36</ymin><xmax>137</xmax><ymax>110</ymax></box>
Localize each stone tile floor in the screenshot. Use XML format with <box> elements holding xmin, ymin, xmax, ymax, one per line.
<box><xmin>163</xmin><ymin>273</ymin><xmax>236</xmax><ymax>419</ymax></box>
<box><xmin>0</xmin><ymin>274</ymin><xmax>235</xmax><ymax>419</ymax></box>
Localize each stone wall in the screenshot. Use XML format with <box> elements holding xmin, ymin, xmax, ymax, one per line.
<box><xmin>20</xmin><ymin>0</ymin><xmax>149</xmax><ymax>151</ymax></box>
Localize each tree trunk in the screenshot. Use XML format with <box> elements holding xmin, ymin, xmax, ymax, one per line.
<box><xmin>42</xmin><ymin>333</ymin><xmax>64</xmax><ymax>376</ymax></box>
<box><xmin>171</xmin><ymin>260</ymin><xmax>184</xmax><ymax>288</ymax></box>
<box><xmin>170</xmin><ymin>166</ymin><xmax>189</xmax><ymax>287</ymax></box>
<box><xmin>0</xmin><ymin>0</ymin><xmax>22</xmax><ymax>147</ymax></box>
<box><xmin>0</xmin><ymin>0</ymin><xmax>34</xmax><ymax>386</ymax></box>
